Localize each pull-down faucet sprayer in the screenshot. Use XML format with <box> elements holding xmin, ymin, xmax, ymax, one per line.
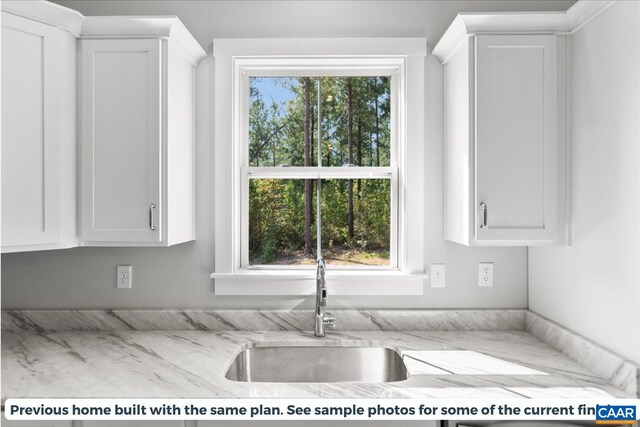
<box><xmin>314</xmin><ymin>259</ymin><xmax>335</xmax><ymax>337</ymax></box>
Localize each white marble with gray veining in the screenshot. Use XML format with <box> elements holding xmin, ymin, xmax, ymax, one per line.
<box><xmin>1</xmin><ymin>309</ymin><xmax>526</xmax><ymax>332</ymax></box>
<box><xmin>2</xmin><ymin>309</ymin><xmax>637</xmax><ymax>400</ymax></box>
<box><xmin>2</xmin><ymin>329</ymin><xmax>632</xmax><ymax>402</ymax></box>
<box><xmin>526</xmin><ymin>311</ymin><xmax>640</xmax><ymax>398</ymax></box>
<box><xmin>402</xmin><ymin>350</ymin><xmax>548</xmax><ymax>376</ymax></box>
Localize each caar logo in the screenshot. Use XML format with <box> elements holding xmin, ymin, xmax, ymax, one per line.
<box><xmin>596</xmin><ymin>405</ymin><xmax>637</xmax><ymax>425</ymax></box>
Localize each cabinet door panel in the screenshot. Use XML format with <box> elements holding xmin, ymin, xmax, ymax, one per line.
<box><xmin>82</xmin><ymin>39</ymin><xmax>161</xmax><ymax>242</ymax></box>
<box><xmin>475</xmin><ymin>35</ymin><xmax>557</xmax><ymax>241</ymax></box>
<box><xmin>1</xmin><ymin>13</ymin><xmax>59</xmax><ymax>246</ymax></box>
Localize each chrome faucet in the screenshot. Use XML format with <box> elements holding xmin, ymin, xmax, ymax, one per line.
<box><xmin>315</xmin><ymin>259</ymin><xmax>336</xmax><ymax>337</ymax></box>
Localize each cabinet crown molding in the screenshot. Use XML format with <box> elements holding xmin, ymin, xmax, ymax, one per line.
<box><xmin>1</xmin><ymin>2</ymin><xmax>207</xmax><ymax>66</ymax></box>
<box><xmin>432</xmin><ymin>1</ymin><xmax>616</xmax><ymax>64</ymax></box>
<box><xmin>81</xmin><ymin>16</ymin><xmax>206</xmax><ymax>65</ymax></box>
<box><xmin>1</xmin><ymin>0</ymin><xmax>84</xmax><ymax>36</ymax></box>
<box><xmin>565</xmin><ymin>0</ymin><xmax>618</xmax><ymax>34</ymax></box>
<box><xmin>432</xmin><ymin>12</ymin><xmax>569</xmax><ymax>63</ymax></box>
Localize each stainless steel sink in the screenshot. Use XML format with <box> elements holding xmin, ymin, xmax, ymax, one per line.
<box><xmin>225</xmin><ymin>346</ymin><xmax>408</xmax><ymax>383</ymax></box>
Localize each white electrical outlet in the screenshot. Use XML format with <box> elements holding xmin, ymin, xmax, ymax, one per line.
<box><xmin>430</xmin><ymin>264</ymin><xmax>445</xmax><ymax>288</ymax></box>
<box><xmin>117</xmin><ymin>265</ymin><xmax>132</xmax><ymax>289</ymax></box>
<box><xmin>478</xmin><ymin>262</ymin><xmax>494</xmax><ymax>287</ymax></box>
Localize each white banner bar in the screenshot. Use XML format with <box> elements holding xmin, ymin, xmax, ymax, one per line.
<box><xmin>4</xmin><ymin>398</ymin><xmax>640</xmax><ymax>422</ymax></box>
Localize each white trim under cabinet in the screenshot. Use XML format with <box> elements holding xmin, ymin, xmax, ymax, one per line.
<box><xmin>434</xmin><ymin>14</ymin><xmax>567</xmax><ymax>246</ymax></box>
<box><xmin>1</xmin><ymin>9</ymin><xmax>78</xmax><ymax>253</ymax></box>
<box><xmin>80</xmin><ymin>17</ymin><xmax>206</xmax><ymax>246</ymax></box>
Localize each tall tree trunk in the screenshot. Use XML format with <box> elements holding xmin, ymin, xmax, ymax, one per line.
<box><xmin>369</xmin><ymin>133</ymin><xmax>373</xmax><ymax>166</ymax></box>
<box><xmin>374</xmin><ymin>77</ymin><xmax>381</xmax><ymax>167</ymax></box>
<box><xmin>310</xmin><ymin>103</ymin><xmax>315</xmax><ymax>166</ymax></box>
<box><xmin>304</xmin><ymin>78</ymin><xmax>313</xmax><ymax>256</ymax></box>
<box><xmin>347</xmin><ymin>79</ymin><xmax>354</xmax><ymax>239</ymax></box>
<box><xmin>357</xmin><ymin>116</ymin><xmax>362</xmax><ymax>199</ymax></box>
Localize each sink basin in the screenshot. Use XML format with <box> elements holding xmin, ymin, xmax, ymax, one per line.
<box><xmin>225</xmin><ymin>346</ymin><xmax>408</xmax><ymax>383</ymax></box>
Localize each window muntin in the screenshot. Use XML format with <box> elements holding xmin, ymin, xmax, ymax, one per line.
<box><xmin>239</xmin><ymin>61</ymin><xmax>401</xmax><ymax>270</ymax></box>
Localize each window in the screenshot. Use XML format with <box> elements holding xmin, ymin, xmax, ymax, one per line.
<box><xmin>244</xmin><ymin>74</ymin><xmax>397</xmax><ymax>269</ymax></box>
<box><xmin>212</xmin><ymin>39</ymin><xmax>426</xmax><ymax>294</ymax></box>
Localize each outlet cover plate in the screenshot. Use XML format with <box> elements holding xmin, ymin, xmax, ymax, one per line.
<box><xmin>430</xmin><ymin>264</ymin><xmax>445</xmax><ymax>288</ymax></box>
<box><xmin>478</xmin><ymin>262</ymin><xmax>494</xmax><ymax>287</ymax></box>
<box><xmin>117</xmin><ymin>265</ymin><xmax>132</xmax><ymax>289</ymax></box>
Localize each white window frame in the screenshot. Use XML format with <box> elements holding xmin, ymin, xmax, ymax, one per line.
<box><xmin>212</xmin><ymin>38</ymin><xmax>427</xmax><ymax>295</ymax></box>
<box><xmin>239</xmin><ymin>59</ymin><xmax>401</xmax><ymax>270</ymax></box>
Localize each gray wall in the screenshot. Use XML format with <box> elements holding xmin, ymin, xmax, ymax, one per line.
<box><xmin>1</xmin><ymin>1</ymin><xmax>574</xmax><ymax>310</ymax></box>
<box><xmin>529</xmin><ymin>1</ymin><xmax>640</xmax><ymax>364</ymax></box>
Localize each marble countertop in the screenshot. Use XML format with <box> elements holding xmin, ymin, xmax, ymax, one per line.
<box><xmin>2</xmin><ymin>329</ymin><xmax>631</xmax><ymax>401</ymax></box>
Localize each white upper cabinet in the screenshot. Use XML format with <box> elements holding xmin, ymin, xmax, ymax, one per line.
<box><xmin>2</xmin><ymin>2</ymin><xmax>205</xmax><ymax>252</ymax></box>
<box><xmin>434</xmin><ymin>13</ymin><xmax>568</xmax><ymax>246</ymax></box>
<box><xmin>80</xmin><ymin>17</ymin><xmax>206</xmax><ymax>246</ymax></box>
<box><xmin>1</xmin><ymin>2</ymin><xmax>82</xmax><ymax>253</ymax></box>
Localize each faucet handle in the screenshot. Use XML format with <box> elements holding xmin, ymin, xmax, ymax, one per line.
<box><xmin>323</xmin><ymin>314</ymin><xmax>336</xmax><ymax>328</ymax></box>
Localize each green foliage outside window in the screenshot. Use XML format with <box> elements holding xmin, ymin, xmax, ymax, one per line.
<box><xmin>248</xmin><ymin>77</ymin><xmax>392</xmax><ymax>266</ymax></box>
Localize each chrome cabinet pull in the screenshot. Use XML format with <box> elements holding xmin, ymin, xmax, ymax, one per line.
<box><xmin>149</xmin><ymin>203</ymin><xmax>157</xmax><ymax>231</ymax></box>
<box><xmin>480</xmin><ymin>202</ymin><xmax>487</xmax><ymax>228</ymax></box>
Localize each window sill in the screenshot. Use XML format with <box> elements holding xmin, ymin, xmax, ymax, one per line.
<box><xmin>210</xmin><ymin>270</ymin><xmax>427</xmax><ymax>296</ymax></box>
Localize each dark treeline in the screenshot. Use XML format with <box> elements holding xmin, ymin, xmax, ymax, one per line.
<box><xmin>249</xmin><ymin>76</ymin><xmax>391</xmax><ymax>265</ymax></box>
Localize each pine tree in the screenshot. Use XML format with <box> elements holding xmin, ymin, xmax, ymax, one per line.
<box><xmin>304</xmin><ymin>77</ymin><xmax>313</xmax><ymax>256</ymax></box>
<box><xmin>347</xmin><ymin>79</ymin><xmax>355</xmax><ymax>239</ymax></box>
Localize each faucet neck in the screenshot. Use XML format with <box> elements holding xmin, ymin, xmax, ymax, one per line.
<box><xmin>315</xmin><ymin>258</ymin><xmax>327</xmax><ymax>336</ymax></box>
<box><xmin>316</xmin><ymin>258</ymin><xmax>326</xmax><ymax>308</ymax></box>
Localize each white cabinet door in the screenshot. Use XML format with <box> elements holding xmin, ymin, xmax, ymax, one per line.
<box><xmin>474</xmin><ymin>35</ymin><xmax>558</xmax><ymax>243</ymax></box>
<box><xmin>81</xmin><ymin>39</ymin><xmax>162</xmax><ymax>242</ymax></box>
<box><xmin>1</xmin><ymin>13</ymin><xmax>60</xmax><ymax>247</ymax></box>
